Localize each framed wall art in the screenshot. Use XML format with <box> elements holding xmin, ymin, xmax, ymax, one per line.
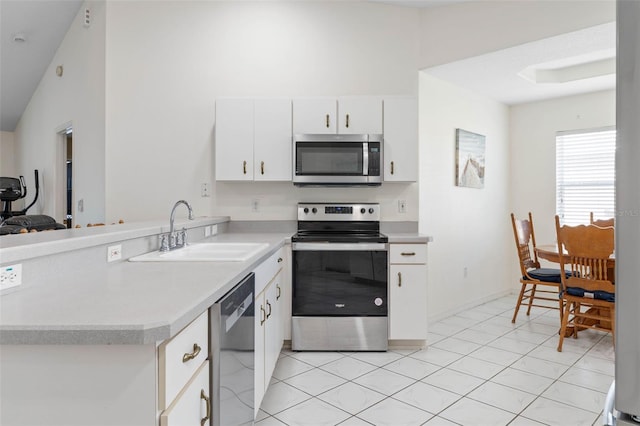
<box><xmin>455</xmin><ymin>128</ymin><xmax>486</xmax><ymax>189</ymax></box>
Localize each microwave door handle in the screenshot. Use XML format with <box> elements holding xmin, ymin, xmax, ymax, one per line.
<box><xmin>363</xmin><ymin>142</ymin><xmax>369</xmax><ymax>176</ymax></box>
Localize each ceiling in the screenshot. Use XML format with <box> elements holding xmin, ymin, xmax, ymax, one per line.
<box><xmin>0</xmin><ymin>0</ymin><xmax>83</xmax><ymax>132</ymax></box>
<box><xmin>0</xmin><ymin>0</ymin><xmax>614</xmax><ymax>133</ymax></box>
<box><xmin>423</xmin><ymin>22</ymin><xmax>616</xmax><ymax>105</ymax></box>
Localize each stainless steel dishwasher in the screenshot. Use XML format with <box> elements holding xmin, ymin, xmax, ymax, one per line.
<box><xmin>210</xmin><ymin>273</ymin><xmax>255</xmax><ymax>426</ymax></box>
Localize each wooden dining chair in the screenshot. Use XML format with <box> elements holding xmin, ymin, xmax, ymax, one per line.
<box><xmin>589</xmin><ymin>212</ymin><xmax>615</xmax><ymax>228</ymax></box>
<box><xmin>510</xmin><ymin>213</ymin><xmax>565</xmax><ymax>323</ymax></box>
<box><xmin>555</xmin><ymin>215</ymin><xmax>615</xmax><ymax>352</ymax></box>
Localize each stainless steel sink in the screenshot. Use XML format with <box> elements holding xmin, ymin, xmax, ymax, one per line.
<box><xmin>129</xmin><ymin>242</ymin><xmax>269</xmax><ymax>262</ymax></box>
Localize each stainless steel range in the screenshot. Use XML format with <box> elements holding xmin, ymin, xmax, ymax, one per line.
<box><xmin>291</xmin><ymin>202</ymin><xmax>388</xmax><ymax>351</ymax></box>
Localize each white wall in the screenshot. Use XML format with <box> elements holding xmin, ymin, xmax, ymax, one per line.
<box><xmin>419</xmin><ymin>73</ymin><xmax>511</xmax><ymax>321</ymax></box>
<box><xmin>13</xmin><ymin>0</ymin><xmax>105</xmax><ymax>225</ymax></box>
<box><xmin>419</xmin><ymin>0</ymin><xmax>615</xmax><ymax>68</ymax></box>
<box><xmin>0</xmin><ymin>131</ymin><xmax>16</xmax><ymax>178</ymax></box>
<box><xmin>105</xmin><ymin>1</ymin><xmax>420</xmax><ymax>222</ymax></box>
<box><xmin>509</xmin><ymin>90</ymin><xmax>616</xmax><ymax>247</ymax></box>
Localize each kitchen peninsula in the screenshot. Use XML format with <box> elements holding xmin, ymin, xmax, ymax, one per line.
<box><xmin>0</xmin><ymin>218</ymin><xmax>429</xmax><ymax>425</ymax></box>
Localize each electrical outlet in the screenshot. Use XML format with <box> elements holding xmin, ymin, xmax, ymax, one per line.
<box><xmin>204</xmin><ymin>226</ymin><xmax>211</xmax><ymax>237</ymax></box>
<box><xmin>107</xmin><ymin>244</ymin><xmax>122</xmax><ymax>262</ymax></box>
<box><xmin>398</xmin><ymin>200</ymin><xmax>407</xmax><ymax>213</ymax></box>
<box><xmin>1</xmin><ymin>264</ymin><xmax>22</xmax><ymax>291</ymax></box>
<box><xmin>201</xmin><ymin>183</ymin><xmax>210</xmax><ymax>197</ymax></box>
<box><xmin>251</xmin><ymin>199</ymin><xmax>259</xmax><ymax>212</ymax></box>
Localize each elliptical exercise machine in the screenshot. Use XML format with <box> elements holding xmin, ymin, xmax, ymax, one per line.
<box><xmin>0</xmin><ymin>170</ymin><xmax>39</xmax><ymax>221</ymax></box>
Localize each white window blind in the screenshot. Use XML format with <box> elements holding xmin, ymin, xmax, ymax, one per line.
<box><xmin>556</xmin><ymin>127</ymin><xmax>616</xmax><ymax>226</ymax></box>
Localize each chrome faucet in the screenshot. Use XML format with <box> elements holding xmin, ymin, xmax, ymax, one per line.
<box><xmin>160</xmin><ymin>200</ymin><xmax>194</xmax><ymax>252</ymax></box>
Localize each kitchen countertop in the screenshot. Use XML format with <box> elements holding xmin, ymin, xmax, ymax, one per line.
<box><xmin>0</xmin><ymin>232</ymin><xmax>289</xmax><ymax>345</ymax></box>
<box><xmin>0</xmin><ymin>225</ymin><xmax>431</xmax><ymax>346</ymax></box>
<box><xmin>386</xmin><ymin>233</ymin><xmax>433</xmax><ymax>243</ymax></box>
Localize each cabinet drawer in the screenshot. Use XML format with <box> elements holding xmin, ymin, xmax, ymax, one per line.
<box><xmin>160</xmin><ymin>360</ymin><xmax>210</xmax><ymax>426</ymax></box>
<box><xmin>389</xmin><ymin>244</ymin><xmax>427</xmax><ymax>264</ymax></box>
<box><xmin>254</xmin><ymin>246</ymin><xmax>285</xmax><ymax>295</ymax></box>
<box><xmin>159</xmin><ymin>311</ymin><xmax>209</xmax><ymax>409</ymax></box>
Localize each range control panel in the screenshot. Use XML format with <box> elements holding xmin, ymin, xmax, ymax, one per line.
<box><xmin>297</xmin><ymin>203</ymin><xmax>380</xmax><ymax>221</ymax></box>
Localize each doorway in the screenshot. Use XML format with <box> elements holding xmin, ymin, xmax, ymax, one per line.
<box><xmin>57</xmin><ymin>126</ymin><xmax>73</xmax><ymax>228</ymax></box>
<box><xmin>65</xmin><ymin>131</ymin><xmax>72</xmax><ymax>228</ymax></box>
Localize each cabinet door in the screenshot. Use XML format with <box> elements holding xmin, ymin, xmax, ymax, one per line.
<box><xmin>338</xmin><ymin>97</ymin><xmax>383</xmax><ymax>134</ymax></box>
<box><xmin>264</xmin><ymin>271</ymin><xmax>284</xmax><ymax>382</ymax></box>
<box><xmin>160</xmin><ymin>361</ymin><xmax>211</xmax><ymax>426</ymax></box>
<box><xmin>292</xmin><ymin>98</ymin><xmax>337</xmax><ymax>134</ymax></box>
<box><xmin>254</xmin><ymin>294</ymin><xmax>266</xmax><ymax>417</ymax></box>
<box><xmin>254</xmin><ymin>99</ymin><xmax>292</xmax><ymax>181</ymax></box>
<box><xmin>389</xmin><ymin>264</ymin><xmax>427</xmax><ymax>340</ymax></box>
<box><xmin>215</xmin><ymin>99</ymin><xmax>254</xmax><ymax>181</ymax></box>
<box><xmin>158</xmin><ymin>312</ymin><xmax>209</xmax><ymax>410</ymax></box>
<box><xmin>383</xmin><ymin>97</ymin><xmax>418</xmax><ymax>182</ymax></box>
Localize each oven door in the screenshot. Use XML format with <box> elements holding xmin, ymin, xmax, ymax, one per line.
<box><xmin>292</xmin><ymin>242</ymin><xmax>388</xmax><ymax>316</ymax></box>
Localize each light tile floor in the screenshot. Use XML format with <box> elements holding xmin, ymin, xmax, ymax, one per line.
<box><xmin>256</xmin><ymin>294</ymin><xmax>614</xmax><ymax>426</ymax></box>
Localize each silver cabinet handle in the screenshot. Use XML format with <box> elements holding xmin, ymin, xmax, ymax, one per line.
<box><xmin>276</xmin><ymin>284</ymin><xmax>281</xmax><ymax>300</ymax></box>
<box><xmin>243</xmin><ymin>160</ymin><xmax>247</xmax><ymax>175</ymax></box>
<box><xmin>200</xmin><ymin>389</ymin><xmax>210</xmax><ymax>426</ymax></box>
<box><xmin>398</xmin><ymin>272</ymin><xmax>402</xmax><ymax>287</ymax></box>
<box><xmin>261</xmin><ymin>161</ymin><xmax>264</xmax><ymax>175</ymax></box>
<box><xmin>277</xmin><ymin>257</ymin><xmax>283</xmax><ymax>263</ymax></box>
<box><xmin>391</xmin><ymin>161</ymin><xmax>395</xmax><ymax>175</ymax></box>
<box><xmin>266</xmin><ymin>300</ymin><xmax>272</xmax><ymax>319</ymax></box>
<box><xmin>326</xmin><ymin>114</ymin><xmax>330</xmax><ymax>128</ymax></box>
<box><xmin>260</xmin><ymin>305</ymin><xmax>266</xmax><ymax>325</ymax></box>
<box><xmin>182</xmin><ymin>343</ymin><xmax>201</xmax><ymax>363</ymax></box>
<box><xmin>346</xmin><ymin>114</ymin><xmax>350</xmax><ymax>128</ymax></box>
<box><xmin>401</xmin><ymin>252</ymin><xmax>416</xmax><ymax>256</ymax></box>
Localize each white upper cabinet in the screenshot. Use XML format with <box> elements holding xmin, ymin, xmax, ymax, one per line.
<box><xmin>383</xmin><ymin>97</ymin><xmax>418</xmax><ymax>182</ymax></box>
<box><xmin>215</xmin><ymin>98</ymin><xmax>254</xmax><ymax>181</ymax></box>
<box><xmin>215</xmin><ymin>98</ymin><xmax>292</xmax><ymax>181</ymax></box>
<box><xmin>292</xmin><ymin>97</ymin><xmax>382</xmax><ymax>135</ymax></box>
<box><xmin>292</xmin><ymin>98</ymin><xmax>337</xmax><ymax>134</ymax></box>
<box><xmin>337</xmin><ymin>97</ymin><xmax>383</xmax><ymax>134</ymax></box>
<box><xmin>254</xmin><ymin>99</ymin><xmax>292</xmax><ymax>181</ymax></box>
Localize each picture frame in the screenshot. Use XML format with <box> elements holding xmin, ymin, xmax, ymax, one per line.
<box><xmin>455</xmin><ymin>128</ymin><xmax>486</xmax><ymax>189</ymax></box>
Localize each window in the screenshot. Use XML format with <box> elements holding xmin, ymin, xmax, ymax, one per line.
<box><xmin>556</xmin><ymin>127</ymin><xmax>616</xmax><ymax>225</ymax></box>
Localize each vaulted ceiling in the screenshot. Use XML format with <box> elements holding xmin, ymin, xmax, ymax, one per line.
<box><xmin>0</xmin><ymin>0</ymin><xmax>614</xmax><ymax>132</ymax></box>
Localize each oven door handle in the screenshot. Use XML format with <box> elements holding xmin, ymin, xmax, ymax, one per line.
<box><xmin>292</xmin><ymin>242</ymin><xmax>387</xmax><ymax>251</ymax></box>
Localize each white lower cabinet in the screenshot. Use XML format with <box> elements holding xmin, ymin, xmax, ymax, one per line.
<box><xmin>158</xmin><ymin>311</ymin><xmax>209</xmax><ymax>410</ymax></box>
<box><xmin>254</xmin><ymin>247</ymin><xmax>287</xmax><ymax>415</ymax></box>
<box><xmin>158</xmin><ymin>311</ymin><xmax>210</xmax><ymax>424</ymax></box>
<box><xmin>389</xmin><ymin>243</ymin><xmax>428</xmax><ymax>340</ymax></box>
<box><xmin>160</xmin><ymin>361</ymin><xmax>211</xmax><ymax>426</ymax></box>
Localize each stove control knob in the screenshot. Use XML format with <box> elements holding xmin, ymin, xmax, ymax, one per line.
<box><xmin>360</xmin><ymin>208</ymin><xmax>366</xmax><ymax>214</ymax></box>
<box><xmin>303</xmin><ymin>207</ymin><xmax>309</xmax><ymax>214</ymax></box>
<box><xmin>312</xmin><ymin>207</ymin><xmax>317</xmax><ymax>214</ymax></box>
<box><xmin>369</xmin><ymin>208</ymin><xmax>375</xmax><ymax>214</ymax></box>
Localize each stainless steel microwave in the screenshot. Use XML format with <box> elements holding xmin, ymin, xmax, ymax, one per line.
<box><xmin>292</xmin><ymin>134</ymin><xmax>383</xmax><ymax>186</ymax></box>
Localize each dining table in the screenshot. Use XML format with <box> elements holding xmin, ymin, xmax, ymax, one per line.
<box><xmin>536</xmin><ymin>244</ymin><xmax>616</xmax><ymax>267</ymax></box>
